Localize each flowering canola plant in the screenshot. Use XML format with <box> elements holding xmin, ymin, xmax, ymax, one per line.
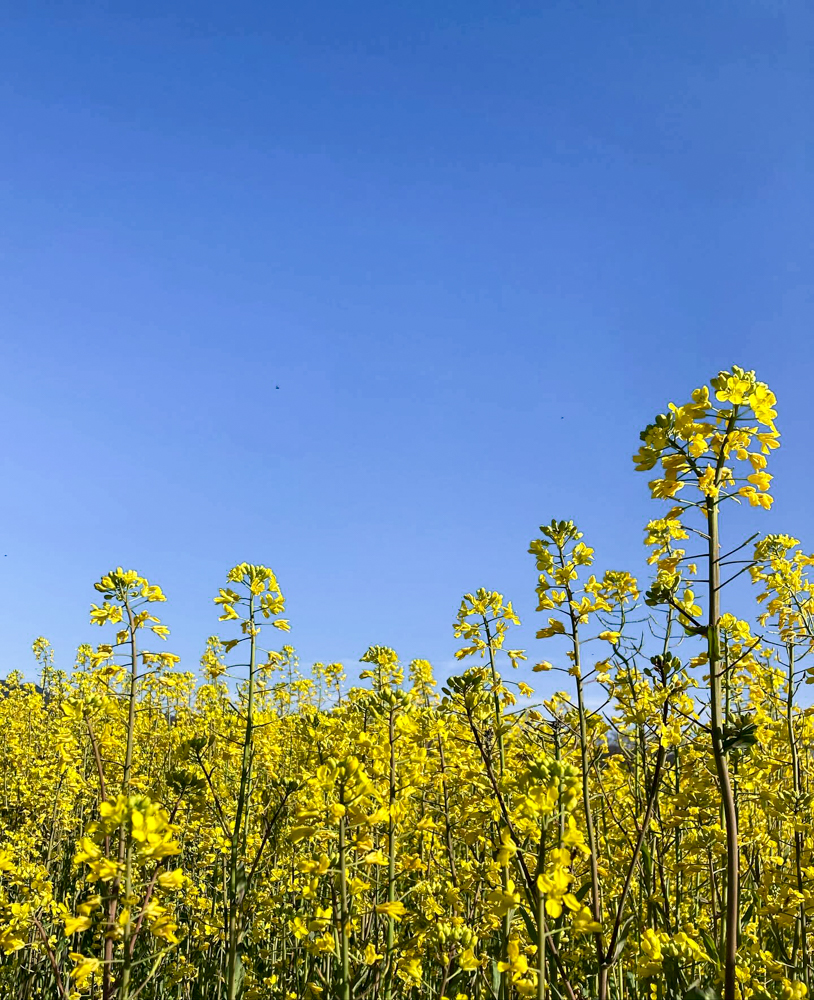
<box><xmin>1</xmin><ymin>367</ymin><xmax>813</xmax><ymax>1000</ymax></box>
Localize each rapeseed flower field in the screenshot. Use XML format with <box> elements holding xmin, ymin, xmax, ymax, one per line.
<box><xmin>1</xmin><ymin>366</ymin><xmax>812</xmax><ymax>1000</ymax></box>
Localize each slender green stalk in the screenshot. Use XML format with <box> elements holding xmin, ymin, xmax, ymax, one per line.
<box><xmin>338</xmin><ymin>786</ymin><xmax>350</xmax><ymax>1000</ymax></box>
<box><xmin>384</xmin><ymin>698</ymin><xmax>397</xmax><ymax>1000</ymax></box>
<box><xmin>484</xmin><ymin>618</ymin><xmax>511</xmax><ymax>1000</ymax></box>
<box><xmin>706</xmin><ymin>497</ymin><xmax>740</xmax><ymax>1000</ymax></box>
<box><xmin>115</xmin><ymin>593</ymin><xmax>140</xmax><ymax>1000</ymax></box>
<box><xmin>536</xmin><ymin>827</ymin><xmax>547</xmax><ymax>1000</ymax></box>
<box><xmin>226</xmin><ymin>593</ymin><xmax>257</xmax><ymax>1000</ymax></box>
<box><xmin>562</xmin><ymin>580</ymin><xmax>605</xmax><ymax>994</ymax></box>
<box><xmin>786</xmin><ymin>646</ymin><xmax>809</xmax><ymax>989</ymax></box>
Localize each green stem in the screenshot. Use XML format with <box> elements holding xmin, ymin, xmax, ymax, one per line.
<box><xmin>706</xmin><ymin>496</ymin><xmax>740</xmax><ymax>1000</ymax></box>
<box><xmin>786</xmin><ymin>645</ymin><xmax>809</xmax><ymax>989</ymax></box>
<box><xmin>384</xmin><ymin>700</ymin><xmax>397</xmax><ymax>1000</ymax></box>
<box><xmin>227</xmin><ymin>594</ymin><xmax>257</xmax><ymax>1000</ymax></box>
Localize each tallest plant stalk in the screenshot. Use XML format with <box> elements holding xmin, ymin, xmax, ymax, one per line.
<box><xmin>706</xmin><ymin>498</ymin><xmax>739</xmax><ymax>999</ymax></box>
<box><xmin>633</xmin><ymin>367</ymin><xmax>781</xmax><ymax>998</ymax></box>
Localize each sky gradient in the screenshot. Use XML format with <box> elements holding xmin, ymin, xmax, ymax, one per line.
<box><xmin>1</xmin><ymin>0</ymin><xmax>812</xmax><ymax>688</ymax></box>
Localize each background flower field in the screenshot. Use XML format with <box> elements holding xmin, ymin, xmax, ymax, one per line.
<box><xmin>1</xmin><ymin>367</ymin><xmax>812</xmax><ymax>1000</ymax></box>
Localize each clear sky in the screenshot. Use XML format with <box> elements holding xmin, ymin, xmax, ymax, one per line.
<box><xmin>1</xmin><ymin>0</ymin><xmax>812</xmax><ymax>689</ymax></box>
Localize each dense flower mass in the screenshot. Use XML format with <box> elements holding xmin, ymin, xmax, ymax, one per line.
<box><xmin>1</xmin><ymin>367</ymin><xmax>813</xmax><ymax>1000</ymax></box>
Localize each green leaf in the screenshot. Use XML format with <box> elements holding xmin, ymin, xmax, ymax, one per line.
<box><xmin>699</xmin><ymin>928</ymin><xmax>721</xmax><ymax>968</ymax></box>
<box><xmin>575</xmin><ymin>881</ymin><xmax>593</xmax><ymax>903</ymax></box>
<box><xmin>663</xmin><ymin>954</ymin><xmax>681</xmax><ymax>991</ymax></box>
<box><xmin>491</xmin><ymin>957</ymin><xmax>501</xmax><ymax>996</ymax></box>
<box><xmin>233</xmin><ymin>953</ymin><xmax>245</xmax><ymax>999</ymax></box>
<box><xmin>685</xmin><ymin>983</ymin><xmax>719</xmax><ymax>1000</ymax></box>
<box><xmin>518</xmin><ymin>905</ymin><xmax>538</xmax><ymax>941</ymax></box>
<box><xmin>722</xmin><ymin>717</ymin><xmax>759</xmax><ymax>753</ymax></box>
<box><xmin>611</xmin><ymin>916</ymin><xmax>634</xmax><ymax>964</ymax></box>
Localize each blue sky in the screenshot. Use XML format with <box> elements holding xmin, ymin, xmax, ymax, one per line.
<box><xmin>1</xmin><ymin>0</ymin><xmax>811</xmax><ymax>689</ymax></box>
